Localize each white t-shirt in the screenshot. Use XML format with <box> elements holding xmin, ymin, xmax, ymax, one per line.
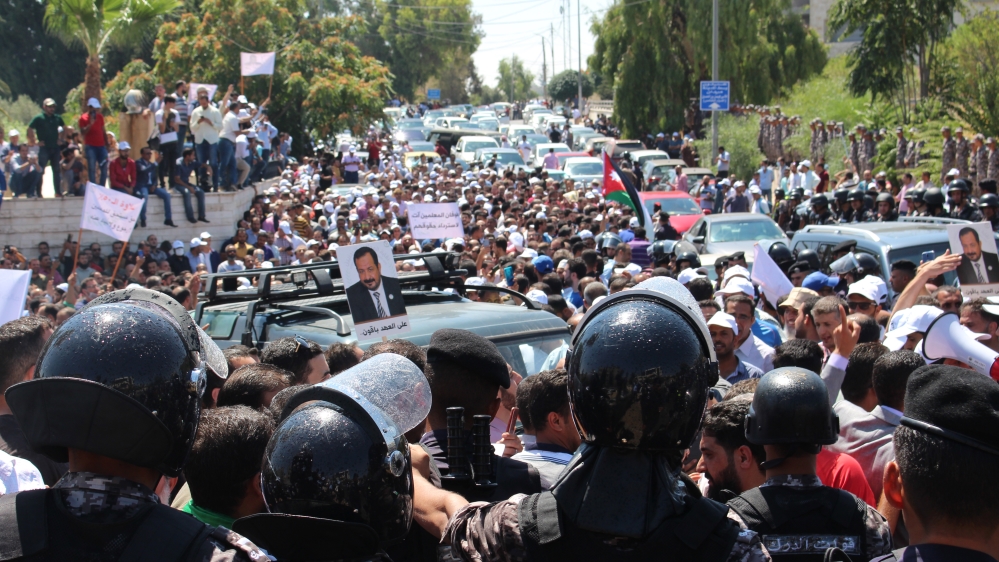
<box><xmin>235</xmin><ymin>134</ymin><xmax>249</xmax><ymax>159</ymax></box>
<box><xmin>343</xmin><ymin>154</ymin><xmax>361</xmax><ymax>172</ymax></box>
<box><xmin>221</xmin><ymin>111</ymin><xmax>241</xmax><ymax>143</ymax></box>
<box><xmin>155</xmin><ymin>108</ymin><xmax>180</xmax><ymax>143</ymax></box>
<box><xmin>518</xmin><ymin>141</ymin><xmax>531</xmax><ymax>162</ymax></box>
<box><xmin>217</xmin><ymin>260</ymin><xmax>246</xmax><ymax>273</ymax></box>
<box><xmin>717</xmin><ymin>151</ymin><xmax>731</xmax><ymax>171</ymax></box>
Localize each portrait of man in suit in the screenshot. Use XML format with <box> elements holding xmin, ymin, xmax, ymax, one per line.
<box><xmin>956</xmin><ymin>226</ymin><xmax>999</xmax><ymax>285</ymax></box>
<box><xmin>344</xmin><ymin>245</ymin><xmax>406</xmax><ymax>324</ymax></box>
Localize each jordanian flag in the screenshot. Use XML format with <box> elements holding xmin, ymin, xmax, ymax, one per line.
<box><xmin>602</xmin><ymin>149</ymin><xmax>653</xmax><ymax>228</ymax></box>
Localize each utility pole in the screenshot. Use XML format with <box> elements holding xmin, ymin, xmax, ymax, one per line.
<box><xmin>577</xmin><ymin>0</ymin><xmax>582</xmax><ymax>117</ymax></box>
<box><xmin>566</xmin><ymin>0</ymin><xmax>571</xmax><ymax>76</ymax></box>
<box><xmin>542</xmin><ymin>37</ymin><xmax>548</xmax><ymax>99</ymax></box>
<box><xmin>551</xmin><ymin>24</ymin><xmax>556</xmax><ymax>76</ymax></box>
<box><xmin>510</xmin><ymin>55</ymin><xmax>515</xmax><ymax>103</ymax></box>
<box><xmin>711</xmin><ymin>0</ymin><xmax>719</xmax><ymax>157</ymax></box>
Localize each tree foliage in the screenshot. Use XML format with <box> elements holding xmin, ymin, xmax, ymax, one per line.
<box><xmin>152</xmin><ymin>0</ymin><xmax>392</xmax><ymax>147</ymax></box>
<box><xmin>547</xmin><ymin>70</ymin><xmax>593</xmax><ymax>103</ymax></box>
<box><xmin>939</xmin><ymin>11</ymin><xmax>999</xmax><ymax>137</ymax></box>
<box><xmin>589</xmin><ymin>0</ymin><xmax>825</xmax><ymax>138</ymax></box>
<box><xmin>44</xmin><ymin>0</ymin><xmax>180</xmax><ymax>101</ymax></box>
<box><xmin>376</xmin><ymin>0</ymin><xmax>480</xmax><ymax>101</ymax></box>
<box><xmin>496</xmin><ymin>55</ymin><xmax>534</xmax><ymax>103</ymax></box>
<box><xmin>828</xmin><ymin>0</ymin><xmax>960</xmax><ymax>123</ymax></box>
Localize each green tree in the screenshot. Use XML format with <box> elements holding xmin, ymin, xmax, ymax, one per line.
<box><xmin>828</xmin><ymin>0</ymin><xmax>961</xmax><ymax>123</ymax></box>
<box><xmin>496</xmin><ymin>55</ymin><xmax>533</xmax><ymax>103</ymax></box>
<box><xmin>153</xmin><ymin>0</ymin><xmax>392</xmax><ymax>147</ymax></box>
<box><xmin>44</xmin><ymin>0</ymin><xmax>180</xmax><ymax>103</ymax></box>
<box><xmin>589</xmin><ymin>0</ymin><xmax>825</xmax><ymax>138</ymax></box>
<box><xmin>548</xmin><ymin>70</ymin><xmax>593</xmax><ymax>103</ymax></box>
<box><xmin>376</xmin><ymin>0</ymin><xmax>480</xmax><ymax>101</ymax></box>
<box><xmin>939</xmin><ymin>11</ymin><xmax>999</xmax><ymax>136</ymax></box>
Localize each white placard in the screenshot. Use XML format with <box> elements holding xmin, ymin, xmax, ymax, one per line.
<box><xmin>751</xmin><ymin>242</ymin><xmax>794</xmax><ymax>308</ymax></box>
<box><xmin>187</xmin><ymin>83</ymin><xmax>219</xmax><ymax>105</ymax></box>
<box><xmin>408</xmin><ymin>203</ymin><xmax>465</xmax><ymax>240</ymax></box>
<box><xmin>80</xmin><ymin>182</ymin><xmax>143</xmax><ymax>242</ymax></box>
<box><xmin>336</xmin><ymin>241</ymin><xmax>411</xmax><ymax>341</ymax></box>
<box><xmin>241</xmin><ymin>52</ymin><xmax>276</xmax><ymax>76</ymax></box>
<box><xmin>0</xmin><ymin>270</ymin><xmax>31</xmax><ymax>325</ymax></box>
<box><xmin>948</xmin><ymin>222</ymin><xmax>999</xmax><ymax>298</ymax></box>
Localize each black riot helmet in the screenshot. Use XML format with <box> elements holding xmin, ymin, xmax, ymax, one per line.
<box><xmin>566</xmin><ymin>277</ymin><xmax>717</xmax><ymax>451</ymax></box>
<box><xmin>6</xmin><ymin>288</ymin><xmax>226</xmax><ymax>477</ymax></box>
<box><xmin>647</xmin><ymin>240</ymin><xmax>676</xmax><ymax>265</ymax></box>
<box><xmin>876</xmin><ymin>192</ymin><xmax>895</xmax><ymax>205</ymax></box>
<box><xmin>791</xmin><ymin>187</ymin><xmax>805</xmax><ymax>201</ymax></box>
<box><xmin>258</xmin><ymin>354</ymin><xmax>430</xmax><ymax>547</ymax></box>
<box><xmin>795</xmin><ymin>248</ymin><xmax>821</xmax><ymax>272</ymax></box>
<box><xmin>745</xmin><ymin>367</ymin><xmax>839</xmax><ymax>453</ymax></box>
<box><xmin>947</xmin><ymin>179</ymin><xmax>970</xmax><ymax>194</ymax></box>
<box><xmin>833</xmin><ymin>189</ymin><xmax>849</xmax><ymax>205</ymax></box>
<box><xmin>980</xmin><ymin>193</ymin><xmax>999</xmax><ymax>208</ymax></box>
<box><xmin>923</xmin><ymin>187</ymin><xmax>946</xmax><ymax>206</ymax></box>
<box><xmin>847</xmin><ymin>188</ymin><xmax>865</xmax><ymax>202</ymax></box>
<box><xmin>596</xmin><ymin>231</ymin><xmax>623</xmax><ymax>252</ymax></box>
<box><xmin>767</xmin><ymin>241</ymin><xmax>794</xmax><ymax>273</ymax></box>
<box><xmin>675</xmin><ymin>250</ymin><xmax>701</xmax><ymax>269</ymax></box>
<box><xmin>809</xmin><ymin>194</ymin><xmax>829</xmax><ymax>209</ymax></box>
<box><xmin>854</xmin><ymin>252</ymin><xmax>881</xmax><ymax>276</ymax></box>
<box><xmin>909</xmin><ymin>187</ymin><xmax>926</xmax><ymax>205</ymax></box>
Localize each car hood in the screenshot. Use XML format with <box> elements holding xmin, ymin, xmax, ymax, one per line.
<box><xmin>669</xmin><ymin>214</ymin><xmax>701</xmax><ymax>234</ymax></box>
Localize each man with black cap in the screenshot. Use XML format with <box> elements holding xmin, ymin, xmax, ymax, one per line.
<box><xmin>874</xmin><ymin>365</ymin><xmax>999</xmax><ymax>562</ymax></box>
<box><xmin>419</xmin><ymin>328</ymin><xmax>542</xmax><ymax>502</ymax></box>
<box><xmin>0</xmin><ymin>288</ymin><xmax>269</xmax><ymax>561</ymax></box>
<box><xmin>788</xmin><ymin>260</ymin><xmax>815</xmax><ymax>287</ymax></box>
<box><xmin>728</xmin><ymin>251</ymin><xmax>748</xmax><ymax>269</ymax></box>
<box><xmin>728</xmin><ymin>367</ymin><xmax>892</xmax><ymax>561</ymax></box>
<box><xmin>411</xmin><ymin>277</ymin><xmax>770</xmax><ymax>562</ymax></box>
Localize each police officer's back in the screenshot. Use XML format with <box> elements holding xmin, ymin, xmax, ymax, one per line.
<box><xmin>416</xmin><ymin>277</ymin><xmax>770</xmax><ymax>561</ymax></box>
<box><xmin>728</xmin><ymin>368</ymin><xmax>892</xmax><ymax>561</ymax></box>
<box><xmin>871</xmin><ymin>365</ymin><xmax>999</xmax><ymax>562</ymax></box>
<box><xmin>0</xmin><ymin>288</ymin><xmax>268</xmax><ymax>562</ymax></box>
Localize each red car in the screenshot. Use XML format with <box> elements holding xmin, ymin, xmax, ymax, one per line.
<box><xmin>638</xmin><ymin>191</ymin><xmax>705</xmax><ymax>234</ymax></box>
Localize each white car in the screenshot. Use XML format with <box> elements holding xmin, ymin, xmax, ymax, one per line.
<box><xmin>454</xmin><ymin>136</ymin><xmax>500</xmax><ymax>162</ymax></box>
<box><xmin>442</xmin><ymin>117</ymin><xmax>470</xmax><ymax>129</ymax></box>
<box><xmin>506</xmin><ymin>125</ymin><xmax>536</xmax><ymax>140</ymax></box>
<box><xmin>628</xmin><ymin>149</ymin><xmax>670</xmax><ymax>168</ymax></box>
<box><xmin>537</xmin><ymin>115</ymin><xmax>568</xmax><ymax>134</ymax></box>
<box><xmin>562</xmin><ymin>156</ymin><xmax>604</xmax><ymax>184</ymax></box>
<box><xmin>470</xmin><ymin>111</ymin><xmax>497</xmax><ymax>122</ymax></box>
<box><xmin>532</xmin><ymin>142</ymin><xmax>571</xmax><ymax>165</ymax></box>
<box><xmin>530</xmin><ymin>110</ymin><xmax>554</xmax><ymax>129</ymax></box>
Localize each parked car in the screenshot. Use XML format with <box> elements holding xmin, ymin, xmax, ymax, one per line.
<box><xmin>532</xmin><ymin>142</ymin><xmax>571</xmax><ymax>165</ymax></box>
<box><xmin>583</xmin><ymin>136</ymin><xmax>615</xmax><ymax>156</ymax></box>
<box><xmin>474</xmin><ymin>147</ymin><xmax>528</xmax><ymax>170</ymax></box>
<box><xmin>562</xmin><ymin>156</ymin><xmax>604</xmax><ymax>185</ymax></box>
<box><xmin>637</xmin><ymin>191</ymin><xmax>705</xmax><ymax>234</ymax></box>
<box><xmin>454</xmin><ymin>135</ymin><xmax>501</xmax><ymax>162</ymax></box>
<box><xmin>683</xmin><ymin>213</ymin><xmax>789</xmax><ymax>255</ymax></box>
<box><xmin>641</xmin><ymin>158</ymin><xmax>687</xmax><ymax>189</ymax></box>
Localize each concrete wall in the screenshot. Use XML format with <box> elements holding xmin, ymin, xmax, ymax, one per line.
<box><xmin>0</xmin><ymin>188</ymin><xmax>258</xmax><ymax>256</ymax></box>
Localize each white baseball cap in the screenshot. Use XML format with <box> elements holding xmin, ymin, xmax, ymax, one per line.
<box><xmin>847</xmin><ymin>279</ymin><xmax>879</xmax><ymax>302</ymax></box>
<box><xmin>200</xmin><ymin>231</ymin><xmax>212</xmax><ymax>239</ymax></box>
<box><xmin>279</xmin><ymin>221</ymin><xmax>292</xmax><ymax>234</ymax></box>
<box><xmin>526</xmin><ymin>289</ymin><xmax>549</xmax><ymax>304</ymax></box>
<box><xmin>883</xmin><ymin>305</ymin><xmax>946</xmax><ymax>350</ymax></box>
<box><xmin>172</xmin><ymin>240</ymin><xmax>185</xmax><ymax>249</ymax></box>
<box><xmin>578</xmin><ymin>230</ymin><xmax>594</xmax><ymax>240</ymax></box>
<box><xmin>117</xmin><ymin>141</ymin><xmax>131</xmax><ymax>150</ymax></box>
<box><xmin>677</xmin><ymin>268</ymin><xmax>706</xmax><ymax>285</ymax></box>
<box><xmin>629</xmin><ymin>216</ymin><xmax>640</xmax><ymax>228</ymax></box>
<box><xmin>706</xmin><ymin>311</ymin><xmax>739</xmax><ymax>335</ymax></box>
<box><xmin>87</xmin><ymin>98</ymin><xmax>101</xmax><ymax>108</ymax></box>
<box><xmin>190</xmin><ymin>237</ymin><xmax>204</xmax><ymax>248</ymax></box>
<box><xmin>623</xmin><ymin>263</ymin><xmax>643</xmax><ymax>276</ymax></box>
<box><xmin>799</xmin><ymin>159</ymin><xmax>812</xmax><ymax>168</ymax></box>
<box><xmin>717</xmin><ymin>277</ymin><xmax>755</xmax><ymax>297</ymax></box>
<box><xmin>519</xmin><ymin>248</ymin><xmax>539</xmax><ymax>260</ymax></box>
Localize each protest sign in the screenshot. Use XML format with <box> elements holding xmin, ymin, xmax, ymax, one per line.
<box><xmin>80</xmin><ymin>183</ymin><xmax>143</xmax><ymax>242</ymax></box>
<box><xmin>186</xmin><ymin>83</ymin><xmax>219</xmax><ymax>105</ymax></box>
<box><xmin>0</xmin><ymin>270</ymin><xmax>31</xmax><ymax>324</ymax></box>
<box><xmin>336</xmin><ymin>241</ymin><xmax>411</xmax><ymax>341</ymax></box>
<box><xmin>948</xmin><ymin>222</ymin><xmax>999</xmax><ymax>298</ymax></box>
<box><xmin>241</xmin><ymin>52</ymin><xmax>276</xmax><ymax>76</ymax></box>
<box><xmin>409</xmin><ymin>203</ymin><xmax>465</xmax><ymax>240</ymax></box>
<box><xmin>752</xmin><ymin>242</ymin><xmax>794</xmax><ymax>308</ymax></box>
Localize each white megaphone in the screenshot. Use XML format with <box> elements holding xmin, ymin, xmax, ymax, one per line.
<box><xmin>922</xmin><ymin>312</ymin><xmax>999</xmax><ymax>381</ymax></box>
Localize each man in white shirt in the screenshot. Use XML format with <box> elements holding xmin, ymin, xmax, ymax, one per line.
<box><xmin>234</xmin><ymin>131</ymin><xmax>251</xmax><ymax>188</ymax></box>
<box><xmin>217</xmin><ymin>244</ymin><xmax>246</xmax><ymax>273</ymax></box>
<box><xmin>797</xmin><ymin>159</ymin><xmax>819</xmax><ymax>192</ymax></box>
<box><xmin>218</xmin><ymin>102</ymin><xmax>241</xmax><ymax>191</ymax></box>
<box><xmin>255</xmin><ymin>112</ymin><xmax>278</xmax><ymax>180</ymax></box>
<box><xmin>723</xmin><ymin>292</ymin><xmax>776</xmax><ymax>372</ymax></box>
<box><xmin>342</xmin><ymin>147</ymin><xmax>362</xmax><ymax>183</ymax></box>
<box><xmin>154</xmin><ymin>95</ymin><xmax>181</xmax><ymax>190</ymax></box>
<box><xmin>749</xmin><ymin>186</ymin><xmax>770</xmax><ymax>214</ymax></box>
<box><xmin>189</xmin><ymin>91</ymin><xmax>222</xmax><ymax>191</ymax></box>
<box><xmin>714</xmin><ymin>146</ymin><xmax>731</xmax><ymax>178</ymax></box>
<box><xmin>517</xmin><ymin>135</ymin><xmax>532</xmax><ymax>163</ymax></box>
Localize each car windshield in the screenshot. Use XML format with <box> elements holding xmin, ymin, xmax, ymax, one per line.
<box><xmin>650</xmin><ymin>166</ymin><xmax>679</xmax><ymax>180</ymax></box>
<box><xmin>494</xmin><ymin>334</ymin><xmax>570</xmax><ymax>376</ymax></box>
<box><xmin>396</xmin><ymin>129</ymin><xmax>426</xmax><ymax>141</ymax></box>
<box><xmin>464</xmin><ymin>140</ymin><xmax>499</xmax><ymax>151</ymax></box>
<box><xmin>643</xmin><ymin>197</ymin><xmax>702</xmax><ymax>216</ymax></box>
<box><xmin>483</xmin><ymin>151</ymin><xmax>525</xmax><ymax>165</ymax></box>
<box><xmin>541</xmin><ymin>146</ymin><xmax>570</xmax><ymax>154</ymax></box>
<box><xmin>709</xmin><ymin>219</ymin><xmax>785</xmax><ymax>242</ymax></box>
<box><xmin>396</xmin><ymin>120</ymin><xmax>424</xmax><ymax>130</ymax></box>
<box><xmin>566</xmin><ymin>162</ymin><xmax>603</xmax><ymax>175</ymax></box>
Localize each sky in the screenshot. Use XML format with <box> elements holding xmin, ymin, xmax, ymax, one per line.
<box><xmin>470</xmin><ymin>0</ymin><xmax>616</xmax><ymax>91</ymax></box>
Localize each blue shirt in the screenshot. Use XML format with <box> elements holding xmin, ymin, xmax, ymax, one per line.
<box><xmin>174</xmin><ymin>157</ymin><xmax>199</xmax><ymax>186</ymax></box>
<box><xmin>725</xmin><ymin>356</ymin><xmax>765</xmax><ymax>384</ymax></box>
<box><xmin>135</xmin><ymin>158</ymin><xmax>157</xmax><ymax>189</ymax></box>
<box><xmin>752</xmin><ymin>319</ymin><xmax>783</xmax><ymax>349</ymax></box>
<box><xmin>758</xmin><ymin>166</ymin><xmax>774</xmax><ymax>192</ymax></box>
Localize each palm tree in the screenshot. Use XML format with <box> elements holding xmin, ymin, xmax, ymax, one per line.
<box><xmin>44</xmin><ymin>0</ymin><xmax>180</xmax><ymax>102</ymax></box>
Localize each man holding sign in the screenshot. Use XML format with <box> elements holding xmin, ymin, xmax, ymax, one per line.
<box><xmin>345</xmin><ymin>245</ymin><xmax>406</xmax><ymax>323</ymax></box>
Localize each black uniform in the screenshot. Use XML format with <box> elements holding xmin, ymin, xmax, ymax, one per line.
<box><xmin>840</xmin><ymin>208</ymin><xmax>872</xmax><ymax>223</ymax></box>
<box><xmin>877</xmin><ymin>210</ymin><xmax>899</xmax><ymax>222</ymax></box>
<box><xmin>950</xmin><ymin>203</ymin><xmax>984</xmax><ymax>222</ymax></box>
<box><xmin>807</xmin><ymin>210</ymin><xmax>837</xmax><ymax>225</ymax></box>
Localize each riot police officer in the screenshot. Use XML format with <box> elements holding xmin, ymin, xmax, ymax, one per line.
<box><xmin>233</xmin><ymin>353</ymin><xmax>428</xmax><ymax>562</ymax></box>
<box><xmin>979</xmin><ymin>193</ymin><xmax>999</xmax><ymax>231</ymax></box>
<box><xmin>840</xmin><ymin>189</ymin><xmax>871</xmax><ymax>223</ymax></box>
<box><xmin>595</xmin><ymin>231</ymin><xmax>623</xmax><ymax>258</ymax></box>
<box><xmin>875</xmin><ymin>192</ymin><xmax>899</xmax><ymax>222</ymax></box>
<box><xmin>675</xmin><ymin>250</ymin><xmax>701</xmax><ymax>274</ymax></box>
<box><xmin>728</xmin><ymin>367</ymin><xmax>892</xmax><ymax>561</ymax></box>
<box><xmin>647</xmin><ymin>240</ymin><xmax>675</xmax><ymax>271</ymax></box>
<box><xmin>767</xmin><ymin>241</ymin><xmax>795</xmax><ymax>274</ymax></box>
<box><xmin>807</xmin><ymin>194</ymin><xmax>836</xmax><ymax>225</ymax></box>
<box><xmin>922</xmin><ymin>187</ymin><xmax>948</xmax><ymax>217</ymax></box>
<box><xmin>832</xmin><ymin>188</ymin><xmax>850</xmax><ymax>221</ymax></box>
<box><xmin>947</xmin><ymin>179</ymin><xmax>983</xmax><ymax>221</ymax></box>
<box><xmin>0</xmin><ymin>288</ymin><xmax>270</xmax><ymax>561</ymax></box>
<box><xmin>413</xmin><ymin>277</ymin><xmax>770</xmax><ymax>561</ymax></box>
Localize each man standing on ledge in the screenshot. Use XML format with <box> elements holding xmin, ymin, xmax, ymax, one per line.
<box><xmin>345</xmin><ymin>246</ymin><xmax>405</xmax><ymax>323</ymax></box>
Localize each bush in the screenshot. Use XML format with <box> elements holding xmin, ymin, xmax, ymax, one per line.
<box><xmin>693</xmin><ymin>114</ymin><xmax>762</xmax><ymax>181</ymax></box>
<box><xmin>0</xmin><ymin>95</ymin><xmax>43</xmax><ymax>132</ymax></box>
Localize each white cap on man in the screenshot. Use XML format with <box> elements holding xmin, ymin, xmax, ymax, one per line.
<box><xmin>706</xmin><ymin>311</ymin><xmax>739</xmax><ymax>335</ymax></box>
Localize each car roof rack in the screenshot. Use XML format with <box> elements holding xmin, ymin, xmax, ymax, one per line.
<box><xmin>202</xmin><ymin>251</ymin><xmax>468</xmax><ymax>305</ymax></box>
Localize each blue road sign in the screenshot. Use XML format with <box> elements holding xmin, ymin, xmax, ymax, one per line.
<box><xmin>427</xmin><ymin>89</ymin><xmax>441</xmax><ymax>100</ymax></box>
<box><xmin>700</xmin><ymin>81</ymin><xmax>730</xmax><ymax>112</ymax></box>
